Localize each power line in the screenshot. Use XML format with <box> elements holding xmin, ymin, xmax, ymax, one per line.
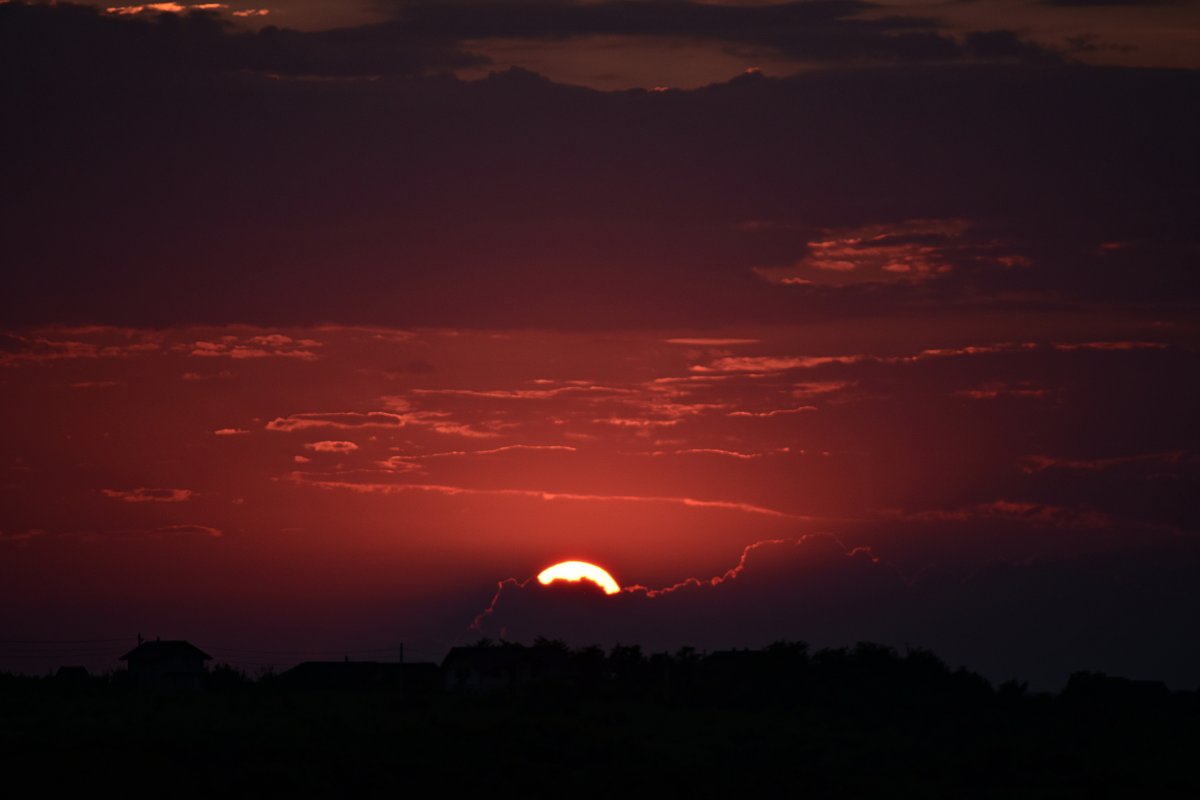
<box><xmin>205</xmin><ymin>646</ymin><xmax>400</xmax><ymax>656</ymax></box>
<box><xmin>0</xmin><ymin>642</ymin><xmax>130</xmax><ymax>647</ymax></box>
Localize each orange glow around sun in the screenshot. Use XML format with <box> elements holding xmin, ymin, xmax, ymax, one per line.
<box><xmin>537</xmin><ymin>561</ymin><xmax>622</xmax><ymax>595</ymax></box>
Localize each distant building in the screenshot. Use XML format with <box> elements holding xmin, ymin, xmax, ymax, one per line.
<box><xmin>119</xmin><ymin>637</ymin><xmax>211</xmax><ymax>690</ymax></box>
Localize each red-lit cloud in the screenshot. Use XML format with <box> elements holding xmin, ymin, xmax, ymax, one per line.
<box><xmin>266</xmin><ymin>412</ymin><xmax>412</xmax><ymax>432</ymax></box>
<box><xmin>102</xmin><ymin>487</ymin><xmax>193</xmax><ymax>503</ymax></box>
<box><xmin>304</xmin><ymin>440</ymin><xmax>360</xmax><ymax>453</ymax></box>
<box><xmin>288</xmin><ymin>473</ymin><xmax>796</xmax><ymax>518</ymax></box>
<box><xmin>189</xmin><ymin>335</ymin><xmax>321</xmax><ymax>360</ymax></box>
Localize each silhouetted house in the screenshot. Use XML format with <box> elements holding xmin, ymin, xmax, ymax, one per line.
<box><xmin>119</xmin><ymin>638</ymin><xmax>211</xmax><ymax>690</ymax></box>
<box><xmin>442</xmin><ymin>643</ymin><xmax>570</xmax><ymax>694</ymax></box>
<box><xmin>278</xmin><ymin>660</ymin><xmax>440</xmax><ymax>696</ymax></box>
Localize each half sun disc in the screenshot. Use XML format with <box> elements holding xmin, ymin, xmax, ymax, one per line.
<box><xmin>537</xmin><ymin>561</ymin><xmax>621</xmax><ymax>595</ymax></box>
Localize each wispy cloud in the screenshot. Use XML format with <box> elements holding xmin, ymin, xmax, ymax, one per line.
<box><xmin>1019</xmin><ymin>451</ymin><xmax>1186</xmax><ymax>474</ymax></box>
<box><xmin>155</xmin><ymin>523</ymin><xmax>223</xmax><ymax>538</ymax></box>
<box><xmin>266</xmin><ymin>412</ymin><xmax>412</xmax><ymax>432</ymax></box>
<box><xmin>888</xmin><ymin>500</ymin><xmax>1116</xmax><ymax>530</ymax></box>
<box><xmin>665</xmin><ymin>338</ymin><xmax>759</xmax><ymax>346</ymax></box>
<box><xmin>667</xmin><ymin>447</ymin><xmax>790</xmax><ymax>460</ymax></box>
<box><xmin>417</xmin><ymin>444</ymin><xmax>578</xmax><ymax>459</ymax></box>
<box><xmin>0</xmin><ymin>331</ymin><xmax>161</xmax><ymax>365</ymax></box>
<box><xmin>0</xmin><ymin>528</ymin><xmax>49</xmax><ymax>545</ymax></box>
<box><xmin>956</xmin><ymin>381</ymin><xmax>1047</xmax><ymax>400</ymax></box>
<box><xmin>304</xmin><ymin>440</ymin><xmax>360</xmax><ymax>453</ymax></box>
<box><xmin>693</xmin><ymin>355</ymin><xmax>868</xmax><ymax>373</ymax></box>
<box><xmin>754</xmin><ymin>219</ymin><xmax>1031</xmax><ymax>287</ymax></box>
<box><xmin>792</xmin><ymin>380</ymin><xmax>856</xmax><ymax>398</ymax></box>
<box><xmin>1053</xmin><ymin>341</ymin><xmax>1168</xmax><ymax>351</ymax></box>
<box><xmin>288</xmin><ymin>473</ymin><xmax>796</xmax><ymax>518</ymax></box>
<box><xmin>727</xmin><ymin>406</ymin><xmax>817</xmax><ymax>418</ymax></box>
<box><xmin>188</xmin><ymin>334</ymin><xmax>321</xmax><ymax>361</ymax></box>
<box><xmin>102</xmin><ymin>487</ymin><xmax>193</xmax><ymax>503</ymax></box>
<box><xmin>693</xmin><ymin>342</ymin><xmax>1043</xmax><ymax>374</ymax></box>
<box><xmin>413</xmin><ymin>384</ymin><xmax>633</xmax><ymax>400</ymax></box>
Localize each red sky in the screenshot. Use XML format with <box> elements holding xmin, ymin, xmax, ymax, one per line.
<box><xmin>1</xmin><ymin>0</ymin><xmax>1198</xmax><ymax>687</ymax></box>
<box><xmin>3</xmin><ymin>316</ymin><xmax>1196</xmax><ymax>683</ymax></box>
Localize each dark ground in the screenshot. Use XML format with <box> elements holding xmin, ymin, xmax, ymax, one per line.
<box><xmin>2</xmin><ymin>642</ymin><xmax>1197</xmax><ymax>797</ymax></box>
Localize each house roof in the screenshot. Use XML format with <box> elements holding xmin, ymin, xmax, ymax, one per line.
<box><xmin>119</xmin><ymin>640</ymin><xmax>212</xmax><ymax>661</ymax></box>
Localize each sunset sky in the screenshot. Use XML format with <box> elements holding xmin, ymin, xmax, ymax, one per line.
<box><xmin>2</xmin><ymin>0</ymin><xmax>1197</xmax><ymax>687</ymax></box>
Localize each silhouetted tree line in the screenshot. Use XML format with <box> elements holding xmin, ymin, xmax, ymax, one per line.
<box><xmin>446</xmin><ymin>639</ymin><xmax>1196</xmax><ymax>715</ymax></box>
<box><xmin>4</xmin><ymin>638</ymin><xmax>1197</xmax><ymax>708</ymax></box>
<box><xmin>2</xmin><ymin>641</ymin><xmax>1198</xmax><ymax>796</ymax></box>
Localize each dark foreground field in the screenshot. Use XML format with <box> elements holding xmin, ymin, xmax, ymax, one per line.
<box><xmin>2</xmin><ymin>643</ymin><xmax>1197</xmax><ymax>797</ymax></box>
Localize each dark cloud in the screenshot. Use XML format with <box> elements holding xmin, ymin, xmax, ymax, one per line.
<box><xmin>479</xmin><ymin>535</ymin><xmax>1200</xmax><ymax>688</ymax></box>
<box><xmin>101</xmin><ymin>487</ymin><xmax>193</xmax><ymax>502</ymax></box>
<box><xmin>0</xmin><ymin>2</ymin><xmax>485</xmax><ymax>78</ymax></box>
<box><xmin>4</xmin><ymin>54</ymin><xmax>1195</xmax><ymax>326</ymax></box>
<box><xmin>1</xmin><ymin>4</ymin><xmax>1196</xmax><ymax>329</ymax></box>
<box><xmin>2</xmin><ymin>0</ymin><xmax>1057</xmax><ymax>83</ymax></box>
<box><xmin>1040</xmin><ymin>0</ymin><xmax>1182</xmax><ymax>6</ymax></box>
<box><xmin>383</xmin><ymin>0</ymin><xmax>1060</xmax><ymax>65</ymax></box>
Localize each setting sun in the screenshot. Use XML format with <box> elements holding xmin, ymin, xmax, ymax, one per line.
<box><xmin>537</xmin><ymin>561</ymin><xmax>622</xmax><ymax>595</ymax></box>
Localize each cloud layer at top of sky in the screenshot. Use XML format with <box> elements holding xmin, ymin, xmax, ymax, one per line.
<box><xmin>2</xmin><ymin>2</ymin><xmax>1197</xmax><ymax>330</ymax></box>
